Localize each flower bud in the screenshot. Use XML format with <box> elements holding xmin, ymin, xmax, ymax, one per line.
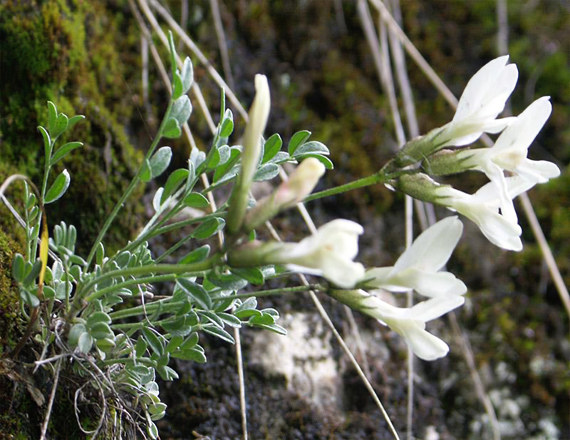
<box><xmin>227</xmin><ymin>74</ymin><xmax>271</xmax><ymax>234</ymax></box>
<box><xmin>243</xmin><ymin>158</ymin><xmax>325</xmax><ymax>231</ymax></box>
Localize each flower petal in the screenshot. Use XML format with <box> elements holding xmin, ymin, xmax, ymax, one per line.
<box><xmin>387</xmin><ymin>268</ymin><xmax>467</xmax><ymax>298</ymax></box>
<box><xmin>453</xmin><ymin>56</ymin><xmax>517</xmax><ymax>124</ymax></box>
<box><xmin>383</xmin><ymin>318</ymin><xmax>450</xmax><ymax>361</ymax></box>
<box><xmin>393</xmin><ymin>216</ymin><xmax>463</xmax><ymax>272</ymax></box>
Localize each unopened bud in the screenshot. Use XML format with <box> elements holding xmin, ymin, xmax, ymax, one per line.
<box><xmin>243</xmin><ymin>158</ymin><xmax>325</xmax><ymax>231</ymax></box>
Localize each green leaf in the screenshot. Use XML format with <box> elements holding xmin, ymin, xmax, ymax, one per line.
<box><xmin>12</xmin><ymin>253</ymin><xmax>25</xmax><ymax>282</ymax></box>
<box><xmin>234</xmin><ymin>308</ymin><xmax>261</xmax><ymax>320</ymax></box>
<box><xmin>96</xmin><ymin>243</ymin><xmax>105</xmax><ymax>266</ymax></box>
<box><xmin>161</xmin><ymin>316</ymin><xmax>193</xmax><ymax>337</ymax></box>
<box><xmin>147</xmin><ymin>421</ymin><xmax>159</xmax><ymax>440</ymax></box>
<box><xmin>140</xmin><ymin>158</ymin><xmax>152</xmax><ymax>183</ymax></box>
<box><xmin>172</xmin><ymin>347</ymin><xmax>206</xmax><ymax>363</ymax></box>
<box><xmin>149</xmin><ymin>146</ymin><xmax>172</xmax><ymax>179</ymax></box>
<box><xmin>212</xmin><ymin>147</ymin><xmax>240</xmax><ymax>183</ymax></box>
<box><xmin>262</xmin><ymin>133</ymin><xmax>282</xmax><ymax>163</ymax></box>
<box><xmin>234</xmin><ymin>297</ymin><xmax>257</xmax><ymax>313</ymax></box>
<box><xmin>207</xmin><ymin>272</ymin><xmax>248</xmax><ymax>290</ymax></box>
<box><xmin>172</xmin><ymin>95</ymin><xmax>192</xmax><ymax>126</ymax></box>
<box><xmin>217</xmin><ymin>312</ymin><xmax>242</xmax><ymax>328</ymax></box>
<box><xmin>156</xmin><ymin>365</ymin><xmax>179</xmax><ymax>381</ymax></box>
<box><xmin>47</xmin><ymin>101</ymin><xmax>58</xmax><ymax>134</ymax></box>
<box><xmin>180</xmin><ymin>57</ymin><xmax>193</xmax><ymax>94</ymax></box>
<box><xmin>217</xmin><ymin>145</ymin><xmax>231</xmax><ymax>165</ymax></box>
<box><xmin>200</xmin><ymin>310</ymin><xmax>224</xmax><ymax>329</ymax></box>
<box><xmin>249</xmin><ymin>313</ymin><xmax>276</xmax><ymax>326</ymax></box>
<box><xmin>45</xmin><ymin>169</ymin><xmax>70</xmax><ymax>204</ymax></box>
<box><xmin>67</xmin><ymin>114</ymin><xmax>85</xmax><ymax>130</ymax></box>
<box><xmin>162</xmin><ymin>117</ymin><xmax>181</xmax><ymax>139</ymax></box>
<box><xmin>51</xmin><ymin>142</ymin><xmax>83</xmax><ymax>165</ymax></box>
<box><xmin>161</xmin><ymin>168</ymin><xmax>189</xmax><ymax>204</ymax></box>
<box><xmin>96</xmin><ymin>337</ymin><xmax>116</xmax><ymax>352</ymax></box>
<box><xmin>19</xmin><ymin>288</ymin><xmax>40</xmax><ymax>307</ymax></box>
<box><xmin>135</xmin><ymin>336</ymin><xmax>147</xmax><ymax>357</ymax></box>
<box><xmin>55</xmin><ymin>282</ymin><xmax>71</xmax><ymax>300</ymax></box>
<box><xmin>191</xmin><ymin>217</ymin><xmax>225</xmax><ymax>239</ymax></box>
<box><xmin>172</xmin><ymin>71</ymin><xmax>184</xmax><ymax>100</ymax></box>
<box><xmin>23</xmin><ymin>260</ymin><xmax>42</xmax><ymax>285</ymax></box>
<box><xmin>219</xmin><ymin>109</ymin><xmax>234</xmax><ymax>138</ymax></box>
<box><xmin>287</xmin><ymin>130</ymin><xmax>311</xmax><ymax>155</ymax></box>
<box><xmin>295</xmin><ymin>153</ymin><xmax>334</xmax><ymax>170</ymax></box>
<box><xmin>182</xmin><ymin>192</ymin><xmax>209</xmax><ymax>208</ymax></box>
<box><xmin>179</xmin><ymin>245</ymin><xmax>210</xmax><ymax>264</ymax></box>
<box><xmin>78</xmin><ymin>332</ymin><xmax>94</xmax><ymax>353</ymax></box>
<box><xmin>86</xmin><ymin>311</ymin><xmax>112</xmax><ymax>327</ymax></box>
<box><xmin>68</xmin><ymin>323</ymin><xmax>87</xmax><ymax>347</ymax></box>
<box><xmin>267</xmin><ymin>151</ymin><xmax>291</xmax><ymax>164</ymax></box>
<box><xmin>255</xmin><ymin>323</ymin><xmax>287</xmax><ymax>335</ymax></box>
<box><xmin>189</xmin><ymin>147</ymin><xmax>206</xmax><ymax>172</ymax></box>
<box><xmin>203</xmin><ymin>324</ymin><xmax>235</xmax><ymax>344</ymax></box>
<box><xmin>38</xmin><ymin>126</ymin><xmax>52</xmax><ymax>160</ymax></box>
<box><xmin>292</xmin><ymin>140</ymin><xmax>330</xmax><ymax>157</ymax></box>
<box><xmin>230</xmin><ymin>267</ymin><xmax>265</xmax><ymax>285</ymax></box>
<box><xmin>52</xmin><ymin>113</ymin><xmax>69</xmax><ymax>140</ymax></box>
<box><xmin>43</xmin><ymin>285</ymin><xmax>56</xmax><ymax>299</ymax></box>
<box><xmin>165</xmin><ymin>335</ymin><xmax>184</xmax><ymax>353</ymax></box>
<box><xmin>89</xmin><ymin>322</ymin><xmax>114</xmax><ymax>340</ymax></box>
<box><xmin>180</xmin><ymin>332</ymin><xmax>199</xmax><ymax>350</ymax></box>
<box><xmin>253</xmin><ymin>163</ymin><xmax>280</xmax><ymax>181</ymax></box>
<box><xmin>177</xmin><ymin>279</ymin><xmax>212</xmax><ymax>310</ymax></box>
<box><xmin>142</xmin><ymin>328</ymin><xmax>164</xmax><ymax>356</ymax></box>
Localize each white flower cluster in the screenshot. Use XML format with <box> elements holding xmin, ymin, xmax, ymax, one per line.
<box><xmin>227</xmin><ymin>57</ymin><xmax>560</xmax><ymax>361</ymax></box>
<box><xmin>428</xmin><ymin>56</ymin><xmax>559</xmax><ymax>251</ymax></box>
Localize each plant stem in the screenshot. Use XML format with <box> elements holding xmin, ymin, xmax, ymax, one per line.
<box><xmin>80</xmin><ymin>258</ymin><xmax>217</xmax><ymax>301</ymax></box>
<box><xmin>69</xmin><ymin>256</ymin><xmax>218</xmax><ymax>320</ymax></box>
<box><xmin>88</xmin><ymin>274</ymin><xmax>178</xmax><ymax>303</ymax></box>
<box><xmin>303</xmin><ymin>170</ymin><xmax>389</xmax><ymax>203</ymax></box>
<box><xmin>225</xmin><ymin>284</ymin><xmax>325</xmax><ymax>300</ymax></box>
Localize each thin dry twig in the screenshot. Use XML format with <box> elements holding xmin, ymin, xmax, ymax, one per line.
<box><xmin>39</xmin><ymin>359</ymin><xmax>62</xmax><ymax>440</ymax></box>
<box><xmin>209</xmin><ymin>0</ymin><xmax>235</xmax><ymax>90</ymax></box>
<box><xmin>368</xmin><ymin>0</ymin><xmax>458</xmax><ymax>108</ymax></box>
<box><xmin>449</xmin><ymin>312</ymin><xmax>501</xmax><ymax>440</ymax></box>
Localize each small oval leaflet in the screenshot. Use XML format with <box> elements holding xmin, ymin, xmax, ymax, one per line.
<box><xmin>45</xmin><ymin>169</ymin><xmax>70</xmax><ymax>204</ymax></box>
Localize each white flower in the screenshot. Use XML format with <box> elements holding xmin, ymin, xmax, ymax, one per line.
<box><xmin>437</xmin><ymin>175</ymin><xmax>536</xmax><ymax>251</ymax></box>
<box><xmin>364</xmin><ymin>217</ymin><xmax>466</xmax><ymax>298</ymax></box>
<box><xmin>440</xmin><ymin>56</ymin><xmax>518</xmax><ymax>147</ymax></box>
<box><xmin>277</xmin><ymin>219</ymin><xmax>365</xmax><ymax>288</ymax></box>
<box><xmin>456</xmin><ymin>97</ymin><xmax>560</xmax><ymax>221</ymax></box>
<box><xmin>228</xmin><ymin>219</ymin><xmax>365</xmax><ymax>288</ymax></box>
<box><xmin>330</xmin><ymin>289</ymin><xmax>464</xmax><ymax>361</ymax></box>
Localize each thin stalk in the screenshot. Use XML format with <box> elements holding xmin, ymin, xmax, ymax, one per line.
<box><xmin>80</xmin><ymin>258</ymin><xmax>217</xmax><ymax>301</ymax></box>
<box><xmin>109</xmin><ymin>299</ymin><xmax>185</xmax><ymax>321</ymax></box>
<box><xmin>69</xmin><ymin>257</ymin><xmax>218</xmax><ymax>320</ymax></box>
<box><xmin>303</xmin><ymin>172</ymin><xmax>388</xmax><ymax>203</ymax></box>
<box><xmin>88</xmin><ymin>274</ymin><xmax>178</xmax><ymax>303</ymax></box>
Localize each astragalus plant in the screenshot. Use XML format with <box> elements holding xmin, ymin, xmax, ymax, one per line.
<box><xmin>1</xmin><ymin>33</ymin><xmax>559</xmax><ymax>438</ymax></box>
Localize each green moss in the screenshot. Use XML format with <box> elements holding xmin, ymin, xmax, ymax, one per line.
<box><xmin>0</xmin><ymin>0</ymin><xmax>145</xmax><ymax>256</ymax></box>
